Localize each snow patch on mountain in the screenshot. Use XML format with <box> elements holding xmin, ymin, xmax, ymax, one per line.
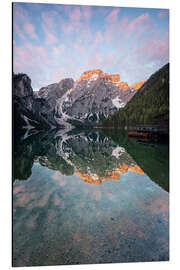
<box><xmin>112</xmin><ymin>96</ymin><xmax>125</xmax><ymax>109</ymax></box>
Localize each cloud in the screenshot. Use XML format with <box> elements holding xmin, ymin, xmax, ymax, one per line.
<box><xmin>69</xmin><ymin>6</ymin><xmax>81</xmax><ymax>21</ymax></box>
<box><xmin>13</xmin><ymin>3</ymin><xmax>29</xmax><ymax>24</ymax></box>
<box><xmin>74</xmin><ymin>43</ymin><xmax>85</xmax><ymax>54</ymax></box>
<box><xmin>106</xmin><ymin>8</ymin><xmax>120</xmax><ymax>23</ymax></box>
<box><xmin>42</xmin><ymin>23</ymin><xmax>59</xmax><ymax>45</ymax></box>
<box><xmin>13</xmin><ymin>4</ymin><xmax>39</xmax><ymax>43</ymax></box>
<box><xmin>88</xmin><ymin>52</ymin><xmax>102</xmax><ymax>68</ymax></box>
<box><xmin>51</xmin><ymin>67</ymin><xmax>66</xmax><ymax>82</ymax></box>
<box><xmin>101</xmin><ymin>53</ymin><xmax>116</xmax><ymax>67</ymax></box>
<box><xmin>13</xmin><ymin>4</ymin><xmax>169</xmax><ymax>90</ymax></box>
<box><xmin>14</xmin><ymin>23</ymin><xmax>26</xmax><ymax>41</ymax></box>
<box><xmin>82</xmin><ymin>6</ymin><xmax>91</xmax><ymax>20</ymax></box>
<box><xmin>41</xmin><ymin>11</ymin><xmax>59</xmax><ymax>30</ymax></box>
<box><xmin>14</xmin><ymin>42</ymin><xmax>54</xmax><ymax>88</ymax></box>
<box><xmin>104</xmin><ymin>15</ymin><xmax>128</xmax><ymax>44</ymax></box>
<box><xmin>53</xmin><ymin>44</ymin><xmax>65</xmax><ymax>57</ymax></box>
<box><xmin>24</xmin><ymin>23</ymin><xmax>38</xmax><ymax>40</ymax></box>
<box><xmin>134</xmin><ymin>34</ymin><xmax>169</xmax><ymax>65</ymax></box>
<box><xmin>92</xmin><ymin>31</ymin><xmax>104</xmax><ymax>48</ymax></box>
<box><xmin>127</xmin><ymin>12</ymin><xmax>149</xmax><ymax>33</ymax></box>
<box><xmin>41</xmin><ymin>11</ymin><xmax>59</xmax><ymax>44</ymax></box>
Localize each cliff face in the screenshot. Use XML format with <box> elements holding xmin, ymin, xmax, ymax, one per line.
<box><xmin>13</xmin><ymin>68</ymin><xmax>148</xmax><ymax>133</ymax></box>
<box><xmin>116</xmin><ymin>81</ymin><xmax>129</xmax><ymax>91</ymax></box>
<box><xmin>13</xmin><ymin>73</ymin><xmax>51</xmax><ymax>134</ymax></box>
<box><xmin>76</xmin><ymin>69</ymin><xmax>145</xmax><ymax>91</ymax></box>
<box><xmin>13</xmin><ymin>73</ymin><xmax>75</xmax><ymax>135</ymax></box>
<box><xmin>76</xmin><ymin>69</ymin><xmax>120</xmax><ymax>83</ymax></box>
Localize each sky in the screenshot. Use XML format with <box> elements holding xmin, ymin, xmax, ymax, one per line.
<box><xmin>13</xmin><ymin>2</ymin><xmax>169</xmax><ymax>91</ymax></box>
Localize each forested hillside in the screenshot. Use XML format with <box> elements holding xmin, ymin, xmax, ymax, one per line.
<box><xmin>103</xmin><ymin>63</ymin><xmax>169</xmax><ymax>127</ymax></box>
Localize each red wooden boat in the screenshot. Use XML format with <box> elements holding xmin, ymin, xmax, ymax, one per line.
<box><xmin>128</xmin><ymin>132</ymin><xmax>151</xmax><ymax>139</ymax></box>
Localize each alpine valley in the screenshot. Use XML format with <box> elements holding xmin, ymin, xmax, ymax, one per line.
<box><xmin>13</xmin><ymin>68</ymin><xmax>146</xmax><ymax>135</ymax></box>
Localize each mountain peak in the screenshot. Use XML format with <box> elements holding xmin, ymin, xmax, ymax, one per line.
<box><xmin>76</xmin><ymin>69</ymin><xmax>120</xmax><ymax>83</ymax></box>
<box><xmin>76</xmin><ymin>69</ymin><xmax>144</xmax><ymax>92</ymax></box>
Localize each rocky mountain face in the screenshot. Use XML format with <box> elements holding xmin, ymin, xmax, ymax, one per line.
<box><xmin>13</xmin><ymin>69</ymin><xmax>144</xmax><ymax>133</ymax></box>
<box><xmin>13</xmin><ymin>73</ymin><xmax>50</xmax><ymax>136</ymax></box>
<box><xmin>76</xmin><ymin>69</ymin><xmax>145</xmax><ymax>91</ymax></box>
<box><xmin>13</xmin><ymin>73</ymin><xmax>74</xmax><ymax>135</ymax></box>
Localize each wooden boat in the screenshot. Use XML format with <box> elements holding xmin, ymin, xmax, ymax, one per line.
<box><xmin>128</xmin><ymin>132</ymin><xmax>151</xmax><ymax>139</ymax></box>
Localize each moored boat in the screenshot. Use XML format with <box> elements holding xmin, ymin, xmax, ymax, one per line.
<box><xmin>128</xmin><ymin>132</ymin><xmax>151</xmax><ymax>139</ymax></box>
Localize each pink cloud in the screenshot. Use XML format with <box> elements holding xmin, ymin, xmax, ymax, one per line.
<box><xmin>41</xmin><ymin>11</ymin><xmax>59</xmax><ymax>30</ymax></box>
<box><xmin>13</xmin><ymin>3</ymin><xmax>29</xmax><ymax>24</ymax></box>
<box><xmin>106</xmin><ymin>8</ymin><xmax>120</xmax><ymax>23</ymax></box>
<box><xmin>101</xmin><ymin>53</ymin><xmax>116</xmax><ymax>66</ymax></box>
<box><xmin>14</xmin><ymin>42</ymin><xmax>60</xmax><ymax>89</ymax></box>
<box><xmin>24</xmin><ymin>23</ymin><xmax>38</xmax><ymax>40</ymax></box>
<box><xmin>53</xmin><ymin>44</ymin><xmax>65</xmax><ymax>57</ymax></box>
<box><xmin>104</xmin><ymin>15</ymin><xmax>128</xmax><ymax>44</ymax></box>
<box><xmin>41</xmin><ymin>11</ymin><xmax>59</xmax><ymax>44</ymax></box>
<box><xmin>69</xmin><ymin>7</ymin><xmax>81</xmax><ymax>21</ymax></box>
<box><xmin>14</xmin><ymin>45</ymin><xmax>33</xmax><ymax>65</ymax></box>
<box><xmin>134</xmin><ymin>36</ymin><xmax>169</xmax><ymax>65</ymax></box>
<box><xmin>14</xmin><ymin>23</ymin><xmax>26</xmax><ymax>41</ymax></box>
<box><xmin>13</xmin><ymin>185</ymin><xmax>25</xmax><ymax>195</ymax></box>
<box><xmin>92</xmin><ymin>31</ymin><xmax>104</xmax><ymax>49</ymax></box>
<box><xmin>74</xmin><ymin>43</ymin><xmax>85</xmax><ymax>54</ymax></box>
<box><xmin>119</xmin><ymin>16</ymin><xmax>129</xmax><ymax>29</ymax></box>
<box><xmin>158</xmin><ymin>9</ymin><xmax>169</xmax><ymax>18</ymax></box>
<box><xmin>42</xmin><ymin>23</ymin><xmax>58</xmax><ymax>45</ymax></box>
<box><xmin>89</xmin><ymin>52</ymin><xmax>102</xmax><ymax>68</ymax></box>
<box><xmin>82</xmin><ymin>6</ymin><xmax>91</xmax><ymax>20</ymax></box>
<box><xmin>14</xmin><ymin>42</ymin><xmax>52</xmax><ymax>75</ymax></box>
<box><xmin>128</xmin><ymin>12</ymin><xmax>149</xmax><ymax>33</ymax></box>
<box><xmin>61</xmin><ymin>22</ymin><xmax>74</xmax><ymax>34</ymax></box>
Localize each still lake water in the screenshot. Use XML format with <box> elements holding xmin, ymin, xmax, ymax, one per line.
<box><xmin>13</xmin><ymin>129</ymin><xmax>169</xmax><ymax>266</ymax></box>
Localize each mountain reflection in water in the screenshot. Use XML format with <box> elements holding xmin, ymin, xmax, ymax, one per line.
<box><xmin>13</xmin><ymin>130</ymin><xmax>145</xmax><ymax>185</ymax></box>
<box><xmin>13</xmin><ymin>129</ymin><xmax>169</xmax><ymax>266</ymax></box>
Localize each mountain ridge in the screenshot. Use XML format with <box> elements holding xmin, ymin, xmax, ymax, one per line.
<box><xmin>13</xmin><ymin>69</ymin><xmax>142</xmax><ymax>133</ymax></box>
<box><xmin>13</xmin><ymin>64</ymin><xmax>168</xmax><ymax>136</ymax></box>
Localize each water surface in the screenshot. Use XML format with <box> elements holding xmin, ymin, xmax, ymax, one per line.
<box><xmin>13</xmin><ymin>129</ymin><xmax>169</xmax><ymax>266</ymax></box>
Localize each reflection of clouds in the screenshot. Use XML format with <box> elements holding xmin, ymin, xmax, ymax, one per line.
<box><xmin>106</xmin><ymin>192</ymin><xmax>114</xmax><ymax>201</ymax></box>
<box><xmin>38</xmin><ymin>190</ymin><xmax>53</xmax><ymax>207</ymax></box>
<box><xmin>51</xmin><ymin>172</ymin><xmax>66</xmax><ymax>187</ymax></box>
<box><xmin>136</xmin><ymin>230</ymin><xmax>147</xmax><ymax>240</ymax></box>
<box><xmin>16</xmin><ymin>192</ymin><xmax>35</xmax><ymax>205</ymax></box>
<box><xmin>139</xmin><ymin>197</ymin><xmax>168</xmax><ymax>215</ymax></box>
<box><xmin>53</xmin><ymin>193</ymin><xmax>63</xmax><ymax>207</ymax></box>
<box><xmin>72</xmin><ymin>232</ymin><xmax>83</xmax><ymax>242</ymax></box>
<box><xmin>13</xmin><ymin>147</ymin><xmax>169</xmax><ymax>265</ymax></box>
<box><xmin>92</xmin><ymin>189</ymin><xmax>102</xmax><ymax>201</ymax></box>
<box><xmin>13</xmin><ymin>185</ymin><xmax>25</xmax><ymax>195</ymax></box>
<box><xmin>26</xmin><ymin>213</ymin><xmax>39</xmax><ymax>229</ymax></box>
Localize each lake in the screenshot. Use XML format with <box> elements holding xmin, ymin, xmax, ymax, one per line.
<box><xmin>13</xmin><ymin>129</ymin><xmax>169</xmax><ymax>266</ymax></box>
